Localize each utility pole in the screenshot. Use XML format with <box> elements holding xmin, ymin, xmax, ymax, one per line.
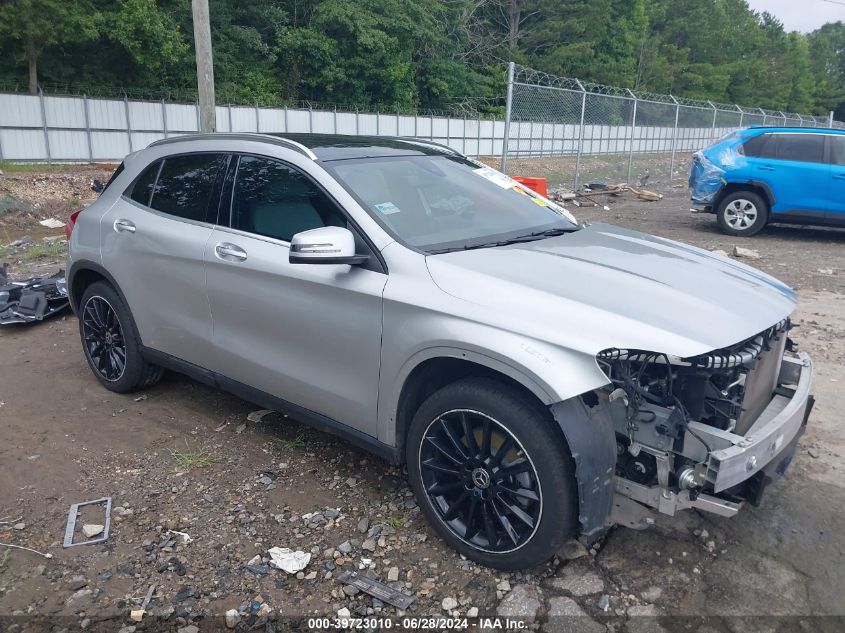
<box><xmin>192</xmin><ymin>0</ymin><xmax>216</xmax><ymax>133</ymax></box>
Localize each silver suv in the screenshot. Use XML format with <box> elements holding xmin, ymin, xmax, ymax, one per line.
<box><xmin>67</xmin><ymin>133</ymin><xmax>814</xmax><ymax>570</ymax></box>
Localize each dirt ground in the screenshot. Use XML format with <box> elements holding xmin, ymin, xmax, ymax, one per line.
<box><xmin>1</xmin><ymin>164</ymin><xmax>844</xmax><ymax>632</ymax></box>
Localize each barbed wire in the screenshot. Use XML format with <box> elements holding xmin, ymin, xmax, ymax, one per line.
<box><xmin>509</xmin><ymin>63</ymin><xmax>833</xmax><ymax>126</ymax></box>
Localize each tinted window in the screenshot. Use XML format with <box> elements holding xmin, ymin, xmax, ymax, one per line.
<box><xmin>742</xmin><ymin>134</ymin><xmax>776</xmax><ymax>159</ymax></box>
<box><xmin>830</xmin><ymin>136</ymin><xmax>845</xmax><ymax>166</ymax></box>
<box><xmin>776</xmin><ymin>134</ymin><xmax>825</xmax><ymax>163</ymax></box>
<box><xmin>230</xmin><ymin>156</ymin><xmax>346</xmax><ymax>242</ymax></box>
<box><xmin>129</xmin><ymin>160</ymin><xmax>160</xmax><ymax>206</ymax></box>
<box><xmin>150</xmin><ymin>154</ymin><xmax>223</xmax><ymax>221</ymax></box>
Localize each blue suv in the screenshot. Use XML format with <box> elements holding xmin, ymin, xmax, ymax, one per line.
<box><xmin>689</xmin><ymin>127</ymin><xmax>845</xmax><ymax>236</ymax></box>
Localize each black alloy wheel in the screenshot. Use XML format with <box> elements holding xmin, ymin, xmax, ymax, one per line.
<box><xmin>418</xmin><ymin>409</ymin><xmax>542</xmax><ymax>553</ymax></box>
<box><xmin>82</xmin><ymin>295</ymin><xmax>127</xmax><ymax>382</ymax></box>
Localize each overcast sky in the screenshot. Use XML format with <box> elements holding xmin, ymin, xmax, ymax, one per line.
<box><xmin>746</xmin><ymin>0</ymin><xmax>844</xmax><ymax>32</ymax></box>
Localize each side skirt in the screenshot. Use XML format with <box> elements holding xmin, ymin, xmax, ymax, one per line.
<box><xmin>140</xmin><ymin>346</ymin><xmax>401</xmax><ymax>465</ymax></box>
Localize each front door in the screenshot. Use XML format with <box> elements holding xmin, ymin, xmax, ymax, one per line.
<box><xmin>204</xmin><ymin>154</ymin><xmax>387</xmax><ymax>435</ymax></box>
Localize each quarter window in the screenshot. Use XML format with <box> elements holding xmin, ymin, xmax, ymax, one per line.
<box><xmin>741</xmin><ymin>134</ymin><xmax>776</xmax><ymax>159</ymax></box>
<box><xmin>230</xmin><ymin>156</ymin><xmax>346</xmax><ymax>242</ymax></box>
<box><xmin>129</xmin><ymin>160</ymin><xmax>161</xmax><ymax>206</ymax></box>
<box><xmin>149</xmin><ymin>154</ymin><xmax>224</xmax><ymax>222</ymax></box>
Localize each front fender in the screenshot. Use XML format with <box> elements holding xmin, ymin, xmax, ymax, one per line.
<box><xmin>377</xmin><ymin>320</ymin><xmax>611</xmax><ymax>447</ymax></box>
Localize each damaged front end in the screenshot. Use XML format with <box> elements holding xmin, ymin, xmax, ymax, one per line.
<box><xmin>592</xmin><ymin>321</ymin><xmax>813</xmax><ymax>530</ymax></box>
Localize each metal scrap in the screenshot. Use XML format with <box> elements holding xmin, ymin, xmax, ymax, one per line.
<box><xmin>63</xmin><ymin>497</ymin><xmax>112</xmax><ymax>548</ymax></box>
<box><xmin>335</xmin><ymin>571</ymin><xmax>416</xmax><ymax>609</ymax></box>
<box><xmin>0</xmin><ymin>269</ymin><xmax>69</xmax><ymax>325</ymax></box>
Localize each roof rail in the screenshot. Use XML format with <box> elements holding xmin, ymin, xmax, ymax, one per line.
<box><xmin>148</xmin><ymin>133</ymin><xmax>317</xmax><ymax>160</ymax></box>
<box><xmin>397</xmin><ymin>137</ymin><xmax>464</xmax><ymax>157</ymax></box>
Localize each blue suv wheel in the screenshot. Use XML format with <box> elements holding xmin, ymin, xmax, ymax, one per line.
<box><xmin>716</xmin><ymin>190</ymin><xmax>768</xmax><ymax>236</ymax></box>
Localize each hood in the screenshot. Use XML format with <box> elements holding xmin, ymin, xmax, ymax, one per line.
<box><xmin>425</xmin><ymin>223</ymin><xmax>796</xmax><ymax>358</ymax></box>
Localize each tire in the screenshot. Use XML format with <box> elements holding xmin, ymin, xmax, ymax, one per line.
<box><xmin>78</xmin><ymin>281</ymin><xmax>164</xmax><ymax>393</ymax></box>
<box><xmin>716</xmin><ymin>190</ymin><xmax>768</xmax><ymax>236</ymax></box>
<box><xmin>406</xmin><ymin>377</ymin><xmax>578</xmax><ymax>570</ymax></box>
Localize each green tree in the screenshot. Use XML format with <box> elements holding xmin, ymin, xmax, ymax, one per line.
<box><xmin>0</xmin><ymin>0</ymin><xmax>102</xmax><ymax>93</ymax></box>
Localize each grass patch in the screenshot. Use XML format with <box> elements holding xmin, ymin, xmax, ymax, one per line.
<box><xmin>0</xmin><ymin>245</ymin><xmax>8</xmax><ymax>259</ymax></box>
<box><xmin>0</xmin><ymin>161</ymin><xmax>77</xmax><ymax>174</ymax></box>
<box><xmin>272</xmin><ymin>433</ymin><xmax>305</xmax><ymax>449</ymax></box>
<box><xmin>22</xmin><ymin>241</ymin><xmax>66</xmax><ymax>259</ymax></box>
<box><xmin>385</xmin><ymin>516</ymin><xmax>403</xmax><ymax>529</ymax></box>
<box><xmin>169</xmin><ymin>444</ymin><xmax>214</xmax><ymax>470</ymax></box>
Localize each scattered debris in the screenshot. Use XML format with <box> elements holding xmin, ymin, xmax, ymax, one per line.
<box><xmin>817</xmin><ymin>268</ymin><xmax>834</xmax><ymax>275</ymax></box>
<box><xmin>808</xmin><ymin>447</ymin><xmax>820</xmax><ymax>458</ymax></box>
<box><xmin>63</xmin><ymin>497</ymin><xmax>111</xmax><ymax>547</ymax></box>
<box><xmin>267</xmin><ymin>546</ymin><xmax>311</xmax><ymax>573</ymax></box>
<box><xmin>733</xmin><ymin>246</ymin><xmax>761</xmax><ymax>259</ymax></box>
<box><xmin>0</xmin><ymin>270</ymin><xmax>69</xmax><ymax>325</ymax></box>
<box><xmin>336</xmin><ymin>571</ymin><xmax>416</xmax><ymax>609</ymax></box>
<box><xmin>247</xmin><ymin>409</ymin><xmax>275</xmax><ymax>423</ymax></box>
<box><xmin>38</xmin><ymin>218</ymin><xmax>66</xmax><ymax>229</ymax></box>
<box><xmin>82</xmin><ymin>524</ymin><xmax>104</xmax><ymax>538</ymax></box>
<box><xmin>630</xmin><ymin>187</ymin><xmax>662</xmax><ymax>201</ymax></box>
<box><xmin>225</xmin><ymin>608</ymin><xmax>241</xmax><ymax>628</ymax></box>
<box><xmin>167</xmin><ymin>530</ymin><xmax>193</xmax><ymax>544</ymax></box>
<box><xmin>598</xmin><ymin>594</ymin><xmax>611</xmax><ymax>611</ymax></box>
<box><xmin>0</xmin><ymin>543</ymin><xmax>53</xmax><ymax>558</ymax></box>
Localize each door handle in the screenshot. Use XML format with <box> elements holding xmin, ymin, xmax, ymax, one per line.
<box><xmin>834</xmin><ymin>174</ymin><xmax>845</xmax><ymax>181</ymax></box>
<box><xmin>215</xmin><ymin>242</ymin><xmax>247</xmax><ymax>262</ymax></box>
<box><xmin>758</xmin><ymin>165</ymin><xmax>776</xmax><ymax>172</ymax></box>
<box><xmin>113</xmin><ymin>219</ymin><xmax>136</xmax><ymax>234</ymax></box>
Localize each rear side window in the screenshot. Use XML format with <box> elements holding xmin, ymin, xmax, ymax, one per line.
<box><xmin>230</xmin><ymin>156</ymin><xmax>347</xmax><ymax>242</ymax></box>
<box><xmin>129</xmin><ymin>160</ymin><xmax>161</xmax><ymax>206</ymax></box>
<box><xmin>830</xmin><ymin>136</ymin><xmax>845</xmax><ymax>166</ymax></box>
<box><xmin>776</xmin><ymin>134</ymin><xmax>825</xmax><ymax>163</ymax></box>
<box><xmin>150</xmin><ymin>154</ymin><xmax>224</xmax><ymax>222</ymax></box>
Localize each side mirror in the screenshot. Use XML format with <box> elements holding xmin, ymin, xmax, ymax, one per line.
<box><xmin>289</xmin><ymin>226</ymin><xmax>369</xmax><ymax>265</ymax></box>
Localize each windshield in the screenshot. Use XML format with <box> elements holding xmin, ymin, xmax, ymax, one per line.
<box><xmin>324</xmin><ymin>155</ymin><xmax>578</xmax><ymax>252</ymax></box>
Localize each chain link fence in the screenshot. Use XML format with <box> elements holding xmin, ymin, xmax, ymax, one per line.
<box><xmin>501</xmin><ymin>63</ymin><xmax>841</xmax><ymax>190</ymax></box>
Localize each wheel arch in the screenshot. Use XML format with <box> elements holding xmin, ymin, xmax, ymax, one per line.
<box><xmin>714</xmin><ymin>180</ymin><xmax>774</xmax><ymax>211</ymax></box>
<box><xmin>68</xmin><ymin>261</ymin><xmax>143</xmax><ymax>347</ymax></box>
<box><xmin>390</xmin><ymin>351</ymin><xmax>617</xmax><ymax>542</ymax></box>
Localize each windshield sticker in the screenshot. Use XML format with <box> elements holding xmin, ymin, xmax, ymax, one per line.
<box><xmin>374</xmin><ymin>201</ymin><xmax>401</xmax><ymax>215</ymax></box>
<box><xmin>473</xmin><ymin>166</ymin><xmax>516</xmax><ymax>189</ymax></box>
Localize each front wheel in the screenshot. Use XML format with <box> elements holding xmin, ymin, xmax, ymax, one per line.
<box><xmin>716</xmin><ymin>191</ymin><xmax>768</xmax><ymax>236</ymax></box>
<box><xmin>406</xmin><ymin>377</ymin><xmax>578</xmax><ymax>570</ymax></box>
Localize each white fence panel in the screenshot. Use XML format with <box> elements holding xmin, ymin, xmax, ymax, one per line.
<box><xmin>0</xmin><ymin>93</ymin><xmax>42</xmax><ymax>127</ymax></box>
<box><xmin>129</xmin><ymin>101</ymin><xmax>164</xmax><ymax>131</ymax></box>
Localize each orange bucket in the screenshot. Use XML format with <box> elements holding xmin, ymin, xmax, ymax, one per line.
<box><xmin>512</xmin><ymin>176</ymin><xmax>548</xmax><ymax>198</ymax></box>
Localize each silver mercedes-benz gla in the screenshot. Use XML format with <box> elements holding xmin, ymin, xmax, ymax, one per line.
<box><xmin>66</xmin><ymin>133</ymin><xmax>813</xmax><ymax>570</ymax></box>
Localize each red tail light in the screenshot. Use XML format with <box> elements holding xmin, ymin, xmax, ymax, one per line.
<box><xmin>66</xmin><ymin>207</ymin><xmax>83</xmax><ymax>240</ymax></box>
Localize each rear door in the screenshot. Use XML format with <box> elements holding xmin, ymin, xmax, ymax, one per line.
<box><xmin>204</xmin><ymin>154</ymin><xmax>387</xmax><ymax>436</ymax></box>
<box><xmin>826</xmin><ymin>135</ymin><xmax>845</xmax><ymax>222</ymax></box>
<box><xmin>101</xmin><ymin>153</ymin><xmax>228</xmax><ymax>369</ymax></box>
<box><xmin>745</xmin><ymin>132</ymin><xmax>829</xmax><ymax>218</ymax></box>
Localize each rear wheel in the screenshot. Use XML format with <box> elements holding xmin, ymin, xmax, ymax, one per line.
<box><xmin>716</xmin><ymin>191</ymin><xmax>768</xmax><ymax>236</ymax></box>
<box><xmin>406</xmin><ymin>377</ymin><xmax>578</xmax><ymax>570</ymax></box>
<box><xmin>79</xmin><ymin>281</ymin><xmax>164</xmax><ymax>393</ymax></box>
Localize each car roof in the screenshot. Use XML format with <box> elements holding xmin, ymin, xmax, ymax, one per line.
<box><xmin>747</xmin><ymin>126</ymin><xmax>845</xmax><ymax>135</ymax></box>
<box><xmin>148</xmin><ymin>132</ymin><xmax>462</xmax><ymax>162</ymax></box>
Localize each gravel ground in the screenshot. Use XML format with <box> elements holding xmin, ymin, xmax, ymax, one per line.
<box><xmin>1</xmin><ymin>166</ymin><xmax>844</xmax><ymax>632</ymax></box>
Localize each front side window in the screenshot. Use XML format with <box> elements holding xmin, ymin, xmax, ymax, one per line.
<box><xmin>325</xmin><ymin>155</ymin><xmax>577</xmax><ymax>252</ymax></box>
<box><xmin>129</xmin><ymin>160</ymin><xmax>161</xmax><ymax>206</ymax></box>
<box><xmin>775</xmin><ymin>134</ymin><xmax>825</xmax><ymax>163</ymax></box>
<box><xmin>149</xmin><ymin>154</ymin><xmax>224</xmax><ymax>221</ymax></box>
<box><xmin>230</xmin><ymin>156</ymin><xmax>346</xmax><ymax>242</ymax></box>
